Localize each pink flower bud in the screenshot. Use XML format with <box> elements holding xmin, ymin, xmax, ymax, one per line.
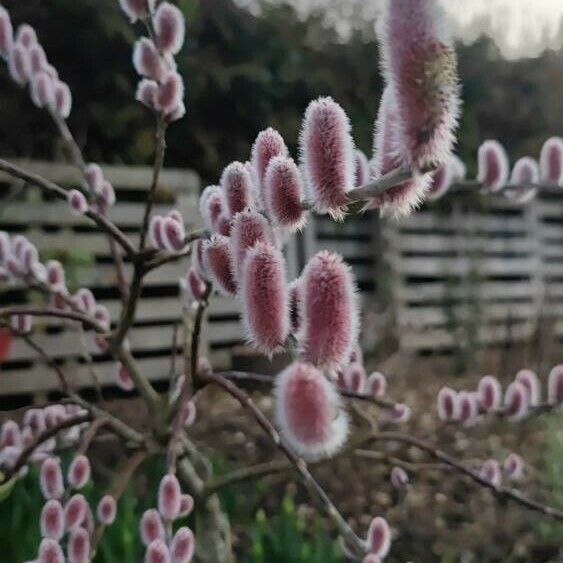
<box><xmin>1</xmin><ymin>420</ymin><xmax>21</xmax><ymax>448</ymax></box>
<box><xmin>74</xmin><ymin>288</ymin><xmax>96</xmax><ymax>315</ymax></box>
<box><xmin>191</xmin><ymin>239</ymin><xmax>209</xmax><ymax>281</ymax></box>
<box><xmin>288</xmin><ymin>279</ymin><xmax>303</xmax><ymax>334</ymax></box>
<box><xmin>115</xmin><ymin>362</ymin><xmax>134</xmax><ymax>392</ymax></box>
<box><xmin>477</xmin><ymin>375</ymin><xmax>502</xmax><ymax>411</ymax></box>
<box><xmin>390</xmin><ymin>466</ymin><xmax>409</xmax><ymax>490</ymax></box>
<box><xmin>162</xmin><ymin>216</ymin><xmax>186</xmax><ymax>251</ymax></box>
<box><xmin>21</xmin><ymin>241</ymin><xmax>39</xmax><ymax>274</ymax></box>
<box><xmin>515</xmin><ymin>369</ymin><xmax>540</xmax><ymax>407</ymax></box>
<box><xmin>215</xmin><ymin>213</ymin><xmax>231</xmax><ymax>237</ymax></box>
<box><xmin>504</xmin><ymin>381</ymin><xmax>528</xmax><ymax>421</ymax></box>
<box><xmin>133</xmin><ymin>38</ymin><xmax>165</xmax><ymax>81</ymax></box>
<box><xmin>229</xmin><ymin>209</ymin><xmax>274</xmax><ymax>282</ymax></box>
<box><xmin>354</xmin><ymin>149</ymin><xmax>370</xmax><ymax>188</ymax></box>
<box><xmin>64</xmin><ymin>494</ymin><xmax>88</xmax><ymax>531</ymax></box>
<box><xmin>540</xmin><ymin>137</ymin><xmax>563</xmax><ymax>185</ymax></box>
<box><xmin>366</xmin><ymin>516</ymin><xmax>391</xmax><ymax>558</ymax></box>
<box><xmin>141</xmin><ymin>509</ymin><xmax>165</xmax><ymax>546</ymax></box>
<box><xmin>389</xmin><ymin>403</ymin><xmax>411</xmax><ymax>423</ymax></box>
<box><xmin>478</xmin><ymin>140</ymin><xmax>509</xmax><ymax>192</ymax></box>
<box><xmin>379</xmin><ymin>0</ymin><xmax>460</xmax><ymax>170</ymax></box>
<box><xmin>38</xmin><ymin>539</ymin><xmax>65</xmax><ymax>563</ymax></box>
<box><xmin>264</xmin><ymin>156</ymin><xmax>305</xmax><ymax>231</ymax></box>
<box><xmin>93</xmin><ymin>304</ymin><xmax>111</xmax><ymax>330</ymax></box>
<box><xmin>97</xmin><ymin>494</ymin><xmax>117</xmax><ymax>525</ymax></box>
<box><xmin>171</xmin><ymin>527</ymin><xmax>194</xmax><ymax>563</ymax></box>
<box><xmin>52</xmin><ymin>80</ymin><xmax>72</xmax><ymax>118</ymax></box>
<box><xmin>158</xmin><ymin>474</ymin><xmax>181</xmax><ymax>521</ymax></box>
<box><xmin>167</xmin><ymin>100</ymin><xmax>185</xmax><ymax>122</ymax></box>
<box><xmin>275</xmin><ymin>362</ymin><xmax>349</xmax><ymax>461</ymax></box>
<box><xmin>46</xmin><ymin>260</ymin><xmax>65</xmax><ymax>286</ymax></box>
<box><xmin>24</xmin><ymin>408</ymin><xmax>46</xmax><ymax>435</ymax></box>
<box><xmin>0</xmin><ymin>230</ymin><xmax>9</xmax><ymax>262</ymax></box>
<box><xmin>137</xmin><ymin>78</ymin><xmax>159</xmax><ymax>110</ymax></box>
<box><xmin>5</xmin><ymin>254</ymin><xmax>23</xmax><ymax>278</ymax></box>
<box><xmin>68</xmin><ymin>189</ymin><xmax>88</xmax><ymax>215</ymax></box>
<box><xmin>157</xmin><ymin>72</ymin><xmax>184</xmax><ymax>114</ymax></box>
<box><xmin>300</xmin><ymin>97</ymin><xmax>354</xmax><ymax>219</ymax></box>
<box><xmin>119</xmin><ymin>0</ymin><xmax>154</xmax><ymax>21</ymax></box>
<box><xmin>0</xmin><ymin>7</ymin><xmax>13</xmax><ymax>59</ymax></box>
<box><xmin>241</xmin><ymin>243</ymin><xmax>289</xmax><ymax>355</ymax></box>
<box><xmin>437</xmin><ymin>387</ymin><xmax>459</xmax><ymax>421</ymax></box>
<box><xmin>349</xmin><ymin>344</ymin><xmax>363</xmax><ymax>364</ymax></box>
<box><xmin>44</xmin><ymin>405</ymin><xmax>67</xmax><ymax>428</ymax></box>
<box><xmin>31</xmin><ymin>71</ymin><xmax>55</xmax><ymax>109</ymax></box>
<box><xmin>154</xmin><ymin>2</ymin><xmax>185</xmax><ymax>55</ymax></box>
<box><xmin>367</xmin><ymin>372</ymin><xmax>387</xmax><ymax>399</ymax></box>
<box><xmin>458</xmin><ymin>391</ymin><xmax>479</xmax><ymax>426</ymax></box>
<box><xmin>9</xmin><ymin>43</ymin><xmax>31</xmax><ymax>85</ymax></box>
<box><xmin>199</xmin><ymin>186</ymin><xmax>224</xmax><ymax>232</ymax></box>
<box><xmin>29</xmin><ymin>43</ymin><xmax>47</xmax><ymax>74</ymax></box>
<box><xmin>16</xmin><ymin>24</ymin><xmax>37</xmax><ymax>48</ymax></box>
<box><xmin>68</xmin><ymin>527</ymin><xmax>90</xmax><ymax>563</ymax></box>
<box><xmin>548</xmin><ymin>364</ymin><xmax>563</xmax><ymax>406</ymax></box>
<box><xmin>146</xmin><ymin>539</ymin><xmax>171</xmax><ymax>563</ymax></box>
<box><xmin>202</xmin><ymin>235</ymin><xmax>236</xmax><ymax>296</ymax></box>
<box><xmin>344</xmin><ymin>362</ymin><xmax>366</xmax><ymax>393</ymax></box>
<box><xmin>300</xmin><ymin>250</ymin><xmax>358</xmax><ymax>370</ymax></box>
<box><xmin>182</xmin><ymin>267</ymin><xmax>206</xmax><ymax>301</ymax></box>
<box><xmin>40</xmin><ymin>457</ymin><xmax>65</xmax><ymax>500</ymax></box>
<box><xmin>503</xmin><ymin>453</ymin><xmax>524</xmax><ymax>480</ymax></box>
<box><xmin>68</xmin><ymin>455</ymin><xmax>90</xmax><ymax>489</ymax></box>
<box><xmin>363</xmin><ymin>556</ymin><xmax>382</xmax><ymax>563</ymax></box>
<box><xmin>41</xmin><ymin>499</ymin><xmax>64</xmax><ymax>540</ymax></box>
<box><xmin>84</xmin><ymin>163</ymin><xmax>104</xmax><ymax>193</ymax></box>
<box><xmin>510</xmin><ymin>157</ymin><xmax>539</xmax><ymax>186</ymax></box>
<box><xmin>251</xmin><ymin>128</ymin><xmax>288</xmax><ymax>198</ymax></box>
<box><xmin>149</xmin><ymin>215</ymin><xmax>166</xmax><ymax>249</ymax></box>
<box><xmin>370</xmin><ymin>87</ymin><xmax>432</xmax><ymax>217</ymax></box>
<box><xmin>221</xmin><ymin>161</ymin><xmax>253</xmax><ymax>217</ymax></box>
<box><xmin>49</xmin><ymin>283</ymin><xmax>68</xmax><ymax>310</ymax></box>
<box><xmin>427</xmin><ymin>160</ymin><xmax>454</xmax><ymax>201</ymax></box>
<box><xmin>480</xmin><ymin>459</ymin><xmax>501</xmax><ymax>487</ymax></box>
<box><xmin>99</xmin><ymin>180</ymin><xmax>116</xmax><ymax>208</ymax></box>
<box><xmin>10</xmin><ymin>314</ymin><xmax>33</xmax><ymax>334</ymax></box>
<box><xmin>178</xmin><ymin>494</ymin><xmax>194</xmax><ymax>518</ymax></box>
<box><xmin>179</xmin><ymin>400</ymin><xmax>196</xmax><ymax>428</ymax></box>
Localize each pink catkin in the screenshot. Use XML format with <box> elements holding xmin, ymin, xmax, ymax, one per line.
<box><xmin>478</xmin><ymin>375</ymin><xmax>502</xmax><ymax>411</ymax></box>
<box><xmin>157</xmin><ymin>72</ymin><xmax>184</xmax><ymax>114</ymax></box>
<box><xmin>299</xmin><ymin>250</ymin><xmax>358</xmax><ymax>371</ymax></box>
<box><xmin>354</xmin><ymin>149</ymin><xmax>370</xmax><ymax>188</ymax></box>
<box><xmin>427</xmin><ymin>159</ymin><xmax>454</xmax><ymax>201</ymax></box>
<box><xmin>154</xmin><ymin>2</ymin><xmax>185</xmax><ymax>55</ymax></box>
<box><xmin>477</xmin><ymin>140</ymin><xmax>509</xmax><ymax>192</ymax></box>
<box><xmin>0</xmin><ymin>7</ymin><xmax>13</xmax><ymax>59</ymax></box>
<box><xmin>29</xmin><ymin>44</ymin><xmax>47</xmax><ymax>74</ymax></box>
<box><xmin>458</xmin><ymin>391</ymin><xmax>478</xmax><ymax>426</ymax></box>
<box><xmin>38</xmin><ymin>538</ymin><xmax>65</xmax><ymax>563</ymax></box>
<box><xmin>146</xmin><ymin>539</ymin><xmax>171</xmax><ymax>563</ymax></box>
<box><xmin>9</xmin><ymin>43</ymin><xmax>31</xmax><ymax>85</ymax></box>
<box><xmin>481</xmin><ymin>459</ymin><xmax>501</xmax><ymax>487</ymax></box>
<box><xmin>158</xmin><ymin>474</ymin><xmax>182</xmax><ymax>521</ymax></box>
<box><xmin>379</xmin><ymin>0</ymin><xmax>460</xmax><ymax>170</ymax></box>
<box><xmin>510</xmin><ymin>157</ymin><xmax>539</xmax><ymax>185</ymax></box>
<box><xmin>140</xmin><ymin>509</ymin><xmax>165</xmax><ymax>546</ymax></box>
<box><xmin>539</xmin><ymin>137</ymin><xmax>563</xmax><ymax>185</ymax></box>
<box><xmin>68</xmin><ymin>455</ymin><xmax>91</xmax><ymax>489</ymax></box>
<box><xmin>370</xmin><ymin>86</ymin><xmax>432</xmax><ymax>217</ymax></box>
<box><xmin>68</xmin><ymin>189</ymin><xmax>88</xmax><ymax>215</ymax></box>
<box><xmin>41</xmin><ymin>500</ymin><xmax>64</xmax><ymax>540</ymax></box>
<box><xmin>68</xmin><ymin>527</ymin><xmax>90</xmax><ymax>563</ymax></box>
<box><xmin>275</xmin><ymin>362</ymin><xmax>349</xmax><ymax>461</ymax></box>
<box><xmin>264</xmin><ymin>156</ymin><xmax>305</xmax><ymax>231</ymax></box>
<box><xmin>0</xmin><ymin>421</ymin><xmax>21</xmax><ymax>448</ymax></box>
<box><xmin>251</xmin><ymin>128</ymin><xmax>288</xmax><ymax>199</ymax></box>
<box><xmin>133</xmin><ymin>38</ymin><xmax>166</xmax><ymax>81</ymax></box>
<box><xmin>99</xmin><ymin>180</ymin><xmax>116</xmax><ymax>208</ymax></box>
<box><xmin>503</xmin><ymin>453</ymin><xmax>524</xmax><ymax>480</ymax></box>
<box><xmin>221</xmin><ymin>161</ymin><xmax>253</xmax><ymax>217</ymax></box>
<box><xmin>366</xmin><ymin>516</ymin><xmax>391</xmax><ymax>558</ymax></box>
<box><xmin>84</xmin><ymin>163</ymin><xmax>104</xmax><ymax>193</ymax></box>
<box><xmin>40</xmin><ymin>457</ymin><xmax>64</xmax><ymax>500</ymax></box>
<box><xmin>344</xmin><ymin>362</ymin><xmax>366</xmax><ymax>393</ymax></box>
<box><xmin>199</xmin><ymin>186</ymin><xmax>224</xmax><ymax>232</ymax></box>
<box><xmin>241</xmin><ymin>243</ymin><xmax>289</xmax><ymax>355</ymax></box>
<box><xmin>548</xmin><ymin>364</ymin><xmax>563</xmax><ymax>405</ymax></box>
<box><xmin>94</xmin><ymin>305</ymin><xmax>111</xmax><ymax>330</ymax></box>
<box><xmin>299</xmin><ymin>97</ymin><xmax>354</xmax><ymax>219</ymax></box>
<box><xmin>184</xmin><ymin>267</ymin><xmax>207</xmax><ymax>301</ymax></box>
<box><xmin>149</xmin><ymin>215</ymin><xmax>166</xmax><ymax>249</ymax></box>
<box><xmin>64</xmin><ymin>494</ymin><xmax>88</xmax><ymax>531</ymax></box>
<box><xmin>515</xmin><ymin>369</ymin><xmax>541</xmax><ymax>407</ymax></box>
<box><xmin>390</xmin><ymin>466</ymin><xmax>409</xmax><ymax>490</ymax></box>
<box><xmin>178</xmin><ymin>494</ymin><xmax>194</xmax><ymax>518</ymax></box>
<box><xmin>16</xmin><ymin>24</ymin><xmax>37</xmax><ymax>48</ymax></box>
<box><xmin>54</xmin><ymin>81</ymin><xmax>72</xmax><ymax>118</ymax></box>
<box><xmin>504</xmin><ymin>381</ymin><xmax>528</xmax><ymax>421</ymax></box>
<box><xmin>203</xmin><ymin>235</ymin><xmax>236</xmax><ymax>296</ymax></box>
<box><xmin>137</xmin><ymin>79</ymin><xmax>159</xmax><ymax>110</ymax></box>
<box><xmin>97</xmin><ymin>495</ymin><xmax>117</xmax><ymax>525</ymax></box>
<box><xmin>436</xmin><ymin>386</ymin><xmax>459</xmax><ymax>421</ymax></box>
<box><xmin>367</xmin><ymin>372</ymin><xmax>387</xmax><ymax>398</ymax></box>
<box><xmin>115</xmin><ymin>362</ymin><xmax>134</xmax><ymax>391</ymax></box>
<box><xmin>162</xmin><ymin>216</ymin><xmax>186</xmax><ymax>251</ymax></box>
<box><xmin>170</xmin><ymin>527</ymin><xmax>195</xmax><ymax>563</ymax></box>
<box><xmin>31</xmin><ymin>71</ymin><xmax>55</xmax><ymax>109</ymax></box>
<box><xmin>118</xmin><ymin>0</ymin><xmax>154</xmax><ymax>22</ymax></box>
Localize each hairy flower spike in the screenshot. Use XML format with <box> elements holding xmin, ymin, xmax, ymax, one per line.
<box><xmin>38</xmin><ymin>538</ymin><xmax>65</xmax><ymax>563</ymax></box>
<box><xmin>504</xmin><ymin>381</ymin><xmax>528</xmax><ymax>421</ymax></box>
<box><xmin>140</xmin><ymin>509</ymin><xmax>165</xmax><ymax>546</ymax></box>
<box><xmin>137</xmin><ymin>79</ymin><xmax>158</xmax><ymax>110</ymax></box>
<box><xmin>390</xmin><ymin>466</ymin><xmax>409</xmax><ymax>490</ymax></box>
<box><xmin>183</xmin><ymin>267</ymin><xmax>207</xmax><ymax>301</ymax></box>
<box><xmin>0</xmin><ymin>7</ymin><xmax>13</xmax><ymax>59</ymax></box>
<box><xmin>171</xmin><ymin>527</ymin><xmax>195</xmax><ymax>563</ymax></box>
<box><xmin>300</xmin><ymin>250</ymin><xmax>358</xmax><ymax>370</ymax></box>
<box><xmin>437</xmin><ymin>386</ymin><xmax>459</xmax><ymax>421</ymax></box>
<box><xmin>539</xmin><ymin>137</ymin><xmax>563</xmax><ymax>185</ymax></box>
<box><xmin>16</xmin><ymin>24</ymin><xmax>37</xmax><ymax>49</ymax></box>
<box><xmin>97</xmin><ymin>495</ymin><xmax>117</xmax><ymax>525</ymax></box>
<box><xmin>99</xmin><ymin>180</ymin><xmax>116</xmax><ymax>209</ymax></box>
<box><xmin>157</xmin><ymin>72</ymin><xmax>184</xmax><ymax>115</ymax></box>
<box><xmin>503</xmin><ymin>453</ymin><xmax>524</xmax><ymax>480</ymax></box>
<box><xmin>10</xmin><ymin>314</ymin><xmax>33</xmax><ymax>334</ymax></box>
<box><xmin>1</xmin><ymin>420</ymin><xmax>21</xmax><ymax>449</ymax></box>
<box><xmin>162</xmin><ymin>216</ymin><xmax>186</xmax><ymax>251</ymax></box>
<box><xmin>251</xmin><ymin>128</ymin><xmax>288</xmax><ymax>199</ymax></box>
<box><xmin>510</xmin><ymin>157</ymin><xmax>539</xmax><ymax>186</ymax></box>
<box><xmin>344</xmin><ymin>362</ymin><xmax>366</xmax><ymax>393</ymax></box>
<box><xmin>68</xmin><ymin>455</ymin><xmax>91</xmax><ymax>489</ymax></box>
<box><xmin>178</xmin><ymin>495</ymin><xmax>194</xmax><ymax>518</ymax></box>
<box><xmin>547</xmin><ymin>364</ymin><xmax>563</xmax><ymax>405</ymax></box>
<box><xmin>480</xmin><ymin>459</ymin><xmax>501</xmax><ymax>487</ymax></box>
<box><xmin>203</xmin><ymin>235</ymin><xmax>236</xmax><ymax>296</ymax></box>
<box><xmin>427</xmin><ymin>159</ymin><xmax>454</xmax><ymax>201</ymax></box>
<box><xmin>221</xmin><ymin>161</ymin><xmax>253</xmax><ymax>217</ymax></box>
<box><xmin>64</xmin><ymin>494</ymin><xmax>88</xmax><ymax>531</ymax></box>
<box><xmin>146</xmin><ymin>539</ymin><xmax>171</xmax><ymax>563</ymax></box>
<box><xmin>31</xmin><ymin>71</ymin><xmax>55</xmax><ymax>109</ymax></box>
<box><xmin>68</xmin><ymin>189</ymin><xmax>88</xmax><ymax>215</ymax></box>
<box><xmin>199</xmin><ymin>185</ymin><xmax>224</xmax><ymax>231</ymax></box>
<box><xmin>458</xmin><ymin>391</ymin><xmax>479</xmax><ymax>426</ymax></box>
<box><xmin>478</xmin><ymin>140</ymin><xmax>509</xmax><ymax>192</ymax></box>
<box><xmin>515</xmin><ymin>369</ymin><xmax>540</xmax><ymax>407</ymax></box>
<box><xmin>41</xmin><ymin>500</ymin><xmax>64</xmax><ymax>540</ymax></box>
<box><xmin>275</xmin><ymin>362</ymin><xmax>349</xmax><ymax>461</ymax></box>
<box><xmin>478</xmin><ymin>375</ymin><xmax>502</xmax><ymax>411</ymax></box>
<box><xmin>241</xmin><ymin>243</ymin><xmax>289</xmax><ymax>355</ymax></box>
<box><xmin>40</xmin><ymin>457</ymin><xmax>65</xmax><ymax>500</ymax></box>
<box><xmin>299</xmin><ymin>97</ymin><xmax>354</xmax><ymax>219</ymax></box>
<box><xmin>54</xmin><ymin>81</ymin><xmax>72</xmax><ymax>118</ymax></box>
<box><xmin>118</xmin><ymin>0</ymin><xmax>154</xmax><ymax>22</ymax></box>
<box><xmin>9</xmin><ymin>43</ymin><xmax>31</xmax><ymax>85</ymax></box>
<box><xmin>154</xmin><ymin>2</ymin><xmax>185</xmax><ymax>55</ymax></box>
<box><xmin>354</xmin><ymin>149</ymin><xmax>370</xmax><ymax>188</ymax></box>
<box><xmin>133</xmin><ymin>38</ymin><xmax>166</xmax><ymax>81</ymax></box>
<box><xmin>367</xmin><ymin>372</ymin><xmax>387</xmax><ymax>398</ymax></box>
<box><xmin>68</xmin><ymin>527</ymin><xmax>90</xmax><ymax>563</ymax></box>
<box><xmin>85</xmin><ymin>163</ymin><xmax>104</xmax><ymax>194</ymax></box>
<box><xmin>158</xmin><ymin>474</ymin><xmax>182</xmax><ymax>521</ymax></box>
<box><xmin>366</xmin><ymin>516</ymin><xmax>391</xmax><ymax>558</ymax></box>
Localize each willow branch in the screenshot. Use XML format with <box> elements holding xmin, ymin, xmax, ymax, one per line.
<box><xmin>0</xmin><ymin>306</ymin><xmax>106</xmax><ymax>333</ymax></box>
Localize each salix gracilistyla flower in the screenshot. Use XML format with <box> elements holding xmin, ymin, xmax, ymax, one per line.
<box><xmin>427</xmin><ymin>158</ymin><xmax>454</xmax><ymax>201</ymax></box>
<box><xmin>94</xmin><ymin>304</ymin><xmax>111</xmax><ymax>331</ymax></box>
<box><xmin>158</xmin><ymin>474</ymin><xmax>181</xmax><ymax>521</ymax></box>
<box><xmin>38</xmin><ymin>538</ymin><xmax>65</xmax><ymax>563</ymax></box>
<box><xmin>436</xmin><ymin>386</ymin><xmax>459</xmax><ymax>421</ymax></box>
<box><xmin>29</xmin><ymin>43</ymin><xmax>47</xmax><ymax>74</ymax></box>
<box><xmin>68</xmin><ymin>455</ymin><xmax>91</xmax><ymax>489</ymax></box>
<box><xmin>389</xmin><ymin>403</ymin><xmax>411</xmax><ymax>423</ymax></box>
<box><xmin>477</xmin><ymin>140</ymin><xmax>509</xmax><ymax>192</ymax></box>
<box><xmin>221</xmin><ymin>161</ymin><xmax>253</xmax><ymax>217</ymax></box>
<box><xmin>31</xmin><ymin>71</ymin><xmax>55</xmax><ymax>109</ymax></box>
<box><xmin>9</xmin><ymin>43</ymin><xmax>31</xmax><ymax>85</ymax></box>
<box><xmin>40</xmin><ymin>457</ymin><xmax>64</xmax><ymax>500</ymax></box>
<box><xmin>366</xmin><ymin>516</ymin><xmax>391</xmax><ymax>558</ymax></box>
<box><xmin>154</xmin><ymin>2</ymin><xmax>185</xmax><ymax>55</ymax></box>
<box><xmin>299</xmin><ymin>97</ymin><xmax>354</xmax><ymax>219</ymax></box>
<box><xmin>41</xmin><ymin>500</ymin><xmax>64</xmax><ymax>540</ymax></box>
<box><xmin>274</xmin><ymin>362</ymin><xmax>348</xmax><ymax>460</ymax></box>
<box><xmin>354</xmin><ymin>149</ymin><xmax>370</xmax><ymax>188</ymax></box>
<box><xmin>24</xmin><ymin>409</ymin><xmax>46</xmax><ymax>435</ymax></box>
<box><xmin>141</xmin><ymin>509</ymin><xmax>165</xmax><ymax>546</ymax></box>
<box><xmin>251</xmin><ymin>128</ymin><xmax>288</xmax><ymax>198</ymax></box>
<box><xmin>547</xmin><ymin>364</ymin><xmax>563</xmax><ymax>406</ymax></box>
<box><xmin>370</xmin><ymin>86</ymin><xmax>432</xmax><ymax>217</ymax></box>
<box><xmin>68</xmin><ymin>189</ymin><xmax>88</xmax><ymax>215</ymax></box>
<box><xmin>367</xmin><ymin>371</ymin><xmax>387</xmax><ymax>398</ymax></box>
<box><xmin>115</xmin><ymin>362</ymin><xmax>135</xmax><ymax>391</ymax></box>
<box><xmin>477</xmin><ymin>375</ymin><xmax>502</xmax><ymax>411</ymax></box>
<box><xmin>10</xmin><ymin>313</ymin><xmax>33</xmax><ymax>334</ymax></box>
<box><xmin>363</xmin><ymin>556</ymin><xmax>382</xmax><ymax>563</ymax></box>
<box><xmin>74</xmin><ymin>288</ymin><xmax>96</xmax><ymax>315</ymax></box>
<box><xmin>133</xmin><ymin>38</ymin><xmax>167</xmax><ymax>82</ymax></box>
<box><xmin>503</xmin><ymin>453</ymin><xmax>524</xmax><ymax>480</ymax></box>
<box><xmin>146</xmin><ymin>539</ymin><xmax>171</xmax><ymax>563</ymax></box>
<box><xmin>390</xmin><ymin>466</ymin><xmax>409</xmax><ymax>490</ymax></box>
<box><xmin>264</xmin><ymin>156</ymin><xmax>306</xmax><ymax>231</ymax></box>
<box><xmin>379</xmin><ymin>0</ymin><xmax>460</xmax><ymax>170</ymax></box>
<box><xmin>504</xmin><ymin>381</ymin><xmax>528</xmax><ymax>421</ymax></box>
<box><xmin>137</xmin><ymin>79</ymin><xmax>159</xmax><ymax>110</ymax></box>
<box><xmin>241</xmin><ymin>242</ymin><xmax>289</xmax><ymax>355</ymax></box>
<box><xmin>118</xmin><ymin>0</ymin><xmax>155</xmax><ymax>23</ymax></box>
<box><xmin>0</xmin><ymin>7</ymin><xmax>13</xmax><ymax>59</ymax></box>
<box><xmin>480</xmin><ymin>459</ymin><xmax>501</xmax><ymax>488</ymax></box>
<box><xmin>458</xmin><ymin>391</ymin><xmax>479</xmax><ymax>426</ymax></box>
<box><xmin>162</xmin><ymin>216</ymin><xmax>186</xmax><ymax>251</ymax></box>
<box><xmin>299</xmin><ymin>250</ymin><xmax>358</xmax><ymax>370</ymax></box>
<box><xmin>510</xmin><ymin>157</ymin><xmax>539</xmax><ymax>186</ymax></box>
<box><xmin>68</xmin><ymin>527</ymin><xmax>90</xmax><ymax>563</ymax></box>
<box><xmin>1</xmin><ymin>420</ymin><xmax>21</xmax><ymax>448</ymax></box>
<box><xmin>344</xmin><ymin>362</ymin><xmax>366</xmax><ymax>393</ymax></box>
<box><xmin>203</xmin><ymin>235</ymin><xmax>236</xmax><ymax>296</ymax></box>
<box><xmin>178</xmin><ymin>494</ymin><xmax>194</xmax><ymax>518</ymax></box>
<box><xmin>539</xmin><ymin>137</ymin><xmax>563</xmax><ymax>185</ymax></box>
<box><xmin>149</xmin><ymin>215</ymin><xmax>166</xmax><ymax>249</ymax></box>
<box><xmin>16</xmin><ymin>24</ymin><xmax>37</xmax><ymax>49</ymax></box>
<box><xmin>157</xmin><ymin>71</ymin><xmax>184</xmax><ymax>115</ymax></box>
<box><xmin>98</xmin><ymin>180</ymin><xmax>116</xmax><ymax>209</ymax></box>
<box><xmin>171</xmin><ymin>527</ymin><xmax>195</xmax><ymax>563</ymax></box>
<box><xmin>53</xmin><ymin>80</ymin><xmax>72</xmax><ymax>118</ymax></box>
<box><xmin>84</xmin><ymin>163</ymin><xmax>104</xmax><ymax>194</ymax></box>
<box><xmin>199</xmin><ymin>185</ymin><xmax>224</xmax><ymax>231</ymax></box>
<box><xmin>97</xmin><ymin>495</ymin><xmax>117</xmax><ymax>525</ymax></box>
<box><xmin>64</xmin><ymin>494</ymin><xmax>88</xmax><ymax>531</ymax></box>
<box><xmin>515</xmin><ymin>369</ymin><xmax>540</xmax><ymax>407</ymax></box>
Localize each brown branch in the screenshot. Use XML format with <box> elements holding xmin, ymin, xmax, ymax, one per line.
<box><xmin>0</xmin><ymin>306</ymin><xmax>105</xmax><ymax>333</ymax></box>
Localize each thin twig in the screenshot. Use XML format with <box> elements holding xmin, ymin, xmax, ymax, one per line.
<box><xmin>0</xmin><ymin>306</ymin><xmax>105</xmax><ymax>333</ymax></box>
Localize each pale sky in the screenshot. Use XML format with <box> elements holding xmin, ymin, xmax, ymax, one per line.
<box><xmin>235</xmin><ymin>0</ymin><xmax>563</xmax><ymax>59</ymax></box>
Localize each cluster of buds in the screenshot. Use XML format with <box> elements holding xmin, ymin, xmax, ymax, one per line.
<box><xmin>83</xmin><ymin>163</ymin><xmax>116</xmax><ymax>213</ymax></box>
<box><xmin>0</xmin><ymin>6</ymin><xmax>72</xmax><ymax>118</ymax></box>
<box><xmin>122</xmin><ymin>0</ymin><xmax>186</xmax><ymax>121</ymax></box>
<box><xmin>33</xmin><ymin>453</ymin><xmax>117</xmax><ymax>563</ymax></box>
<box><xmin>149</xmin><ymin>209</ymin><xmax>187</xmax><ymax>252</ymax></box>
<box><xmin>140</xmin><ymin>473</ymin><xmax>195</xmax><ymax>563</ymax></box>
<box><xmin>480</xmin><ymin>452</ymin><xmax>525</xmax><ymax>489</ymax></box>
<box><xmin>0</xmin><ymin>231</ymin><xmax>46</xmax><ymax>286</ymax></box>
